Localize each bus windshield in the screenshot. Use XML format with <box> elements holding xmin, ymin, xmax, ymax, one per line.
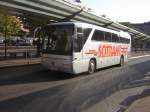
<box><xmin>42</xmin><ymin>24</ymin><xmax>74</xmax><ymax>55</ymax></box>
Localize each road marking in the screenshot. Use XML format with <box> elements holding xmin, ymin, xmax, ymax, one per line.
<box><xmin>130</xmin><ymin>55</ymin><xmax>150</xmax><ymax>60</ymax></box>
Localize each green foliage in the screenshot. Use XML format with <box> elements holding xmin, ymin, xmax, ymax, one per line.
<box><xmin>0</xmin><ymin>13</ymin><xmax>21</xmax><ymax>37</ymax></box>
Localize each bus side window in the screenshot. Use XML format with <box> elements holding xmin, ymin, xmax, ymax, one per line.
<box><xmin>120</xmin><ymin>37</ymin><xmax>130</xmax><ymax>44</ymax></box>
<box><xmin>105</xmin><ymin>32</ymin><xmax>112</xmax><ymax>42</ymax></box>
<box><xmin>112</xmin><ymin>33</ymin><xmax>119</xmax><ymax>43</ymax></box>
<box><xmin>92</xmin><ymin>30</ymin><xmax>105</xmax><ymax>41</ymax></box>
<box><xmin>127</xmin><ymin>38</ymin><xmax>130</xmax><ymax>44</ymax></box>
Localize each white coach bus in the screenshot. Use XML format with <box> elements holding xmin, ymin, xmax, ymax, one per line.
<box><xmin>39</xmin><ymin>22</ymin><xmax>131</xmax><ymax>74</ymax></box>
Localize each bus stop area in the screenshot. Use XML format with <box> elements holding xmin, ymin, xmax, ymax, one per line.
<box><xmin>0</xmin><ymin>1</ymin><xmax>150</xmax><ymax>112</ymax></box>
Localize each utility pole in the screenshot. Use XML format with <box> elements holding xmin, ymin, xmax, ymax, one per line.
<box><xmin>4</xmin><ymin>13</ymin><xmax>7</xmax><ymax>59</ymax></box>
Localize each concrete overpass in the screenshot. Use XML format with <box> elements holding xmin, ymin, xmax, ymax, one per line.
<box><xmin>0</xmin><ymin>0</ymin><xmax>150</xmax><ymax>45</ymax></box>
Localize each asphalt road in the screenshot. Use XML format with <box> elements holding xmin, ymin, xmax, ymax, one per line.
<box><xmin>0</xmin><ymin>56</ymin><xmax>150</xmax><ymax>112</ymax></box>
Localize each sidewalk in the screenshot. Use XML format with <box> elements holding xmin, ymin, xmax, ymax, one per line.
<box><xmin>130</xmin><ymin>51</ymin><xmax>150</xmax><ymax>57</ymax></box>
<box><xmin>84</xmin><ymin>85</ymin><xmax>150</xmax><ymax>112</ymax></box>
<box><xmin>0</xmin><ymin>58</ymin><xmax>41</xmax><ymax>68</ymax></box>
<box><xmin>83</xmin><ymin>72</ymin><xmax>150</xmax><ymax>112</ymax></box>
<box><xmin>125</xmin><ymin>96</ymin><xmax>150</xmax><ymax>112</ymax></box>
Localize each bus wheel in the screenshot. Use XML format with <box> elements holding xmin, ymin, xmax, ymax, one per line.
<box><xmin>88</xmin><ymin>59</ymin><xmax>96</xmax><ymax>74</ymax></box>
<box><xmin>119</xmin><ymin>56</ymin><xmax>124</xmax><ymax>66</ymax></box>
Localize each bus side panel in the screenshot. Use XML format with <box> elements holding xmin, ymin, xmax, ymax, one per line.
<box><xmin>82</xmin><ymin>41</ymin><xmax>108</xmax><ymax>70</ymax></box>
<box><xmin>96</xmin><ymin>42</ymin><xmax>120</xmax><ymax>68</ymax></box>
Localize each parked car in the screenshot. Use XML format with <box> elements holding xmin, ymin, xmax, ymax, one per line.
<box><xmin>24</xmin><ymin>38</ymin><xmax>34</xmax><ymax>46</ymax></box>
<box><xmin>0</xmin><ymin>37</ymin><xmax>5</xmax><ymax>45</ymax></box>
<box><xmin>9</xmin><ymin>37</ymin><xmax>31</xmax><ymax>46</ymax></box>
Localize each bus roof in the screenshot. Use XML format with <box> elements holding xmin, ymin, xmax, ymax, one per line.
<box><xmin>47</xmin><ymin>22</ymin><xmax>131</xmax><ymax>39</ymax></box>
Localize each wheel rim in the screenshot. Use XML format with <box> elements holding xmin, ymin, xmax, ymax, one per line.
<box><xmin>89</xmin><ymin>61</ymin><xmax>95</xmax><ymax>74</ymax></box>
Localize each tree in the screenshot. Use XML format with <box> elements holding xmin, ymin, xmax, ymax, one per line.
<box><xmin>0</xmin><ymin>12</ymin><xmax>22</xmax><ymax>37</ymax></box>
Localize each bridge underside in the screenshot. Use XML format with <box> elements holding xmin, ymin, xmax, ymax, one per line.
<box><xmin>0</xmin><ymin>0</ymin><xmax>150</xmax><ymax>45</ymax></box>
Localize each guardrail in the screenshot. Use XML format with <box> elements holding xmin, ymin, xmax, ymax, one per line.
<box><xmin>0</xmin><ymin>46</ymin><xmax>38</xmax><ymax>60</ymax></box>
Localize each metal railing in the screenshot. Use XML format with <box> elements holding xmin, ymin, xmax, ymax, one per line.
<box><xmin>0</xmin><ymin>46</ymin><xmax>39</xmax><ymax>60</ymax></box>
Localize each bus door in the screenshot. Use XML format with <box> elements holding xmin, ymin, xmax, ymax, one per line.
<box><xmin>73</xmin><ymin>27</ymin><xmax>93</xmax><ymax>72</ymax></box>
<box><xmin>79</xmin><ymin>27</ymin><xmax>93</xmax><ymax>71</ymax></box>
<box><xmin>73</xmin><ymin>27</ymin><xmax>84</xmax><ymax>73</ymax></box>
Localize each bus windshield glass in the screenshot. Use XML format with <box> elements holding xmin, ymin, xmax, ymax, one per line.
<box><xmin>42</xmin><ymin>24</ymin><xmax>74</xmax><ymax>55</ymax></box>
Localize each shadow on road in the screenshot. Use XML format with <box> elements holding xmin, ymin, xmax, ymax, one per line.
<box><xmin>0</xmin><ymin>68</ymin><xmax>75</xmax><ymax>86</ymax></box>
<box><xmin>0</xmin><ymin>57</ymin><xmax>150</xmax><ymax>87</ymax></box>
<box><xmin>0</xmin><ymin>64</ymin><xmax>121</xmax><ymax>86</ymax></box>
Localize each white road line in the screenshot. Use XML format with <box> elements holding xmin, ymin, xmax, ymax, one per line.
<box><xmin>130</xmin><ymin>55</ymin><xmax>150</xmax><ymax>60</ymax></box>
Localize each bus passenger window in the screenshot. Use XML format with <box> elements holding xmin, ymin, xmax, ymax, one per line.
<box><xmin>120</xmin><ymin>37</ymin><xmax>130</xmax><ymax>44</ymax></box>
<box><xmin>105</xmin><ymin>32</ymin><xmax>112</xmax><ymax>42</ymax></box>
<box><xmin>92</xmin><ymin>30</ymin><xmax>105</xmax><ymax>41</ymax></box>
<box><xmin>112</xmin><ymin>33</ymin><xmax>119</xmax><ymax>43</ymax></box>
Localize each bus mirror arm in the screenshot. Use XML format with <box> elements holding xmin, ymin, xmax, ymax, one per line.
<box><xmin>34</xmin><ymin>27</ymin><xmax>42</xmax><ymax>38</ymax></box>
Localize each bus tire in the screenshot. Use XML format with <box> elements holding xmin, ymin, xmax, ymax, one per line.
<box><xmin>119</xmin><ymin>55</ymin><xmax>124</xmax><ymax>66</ymax></box>
<box><xmin>88</xmin><ymin>59</ymin><xmax>96</xmax><ymax>74</ymax></box>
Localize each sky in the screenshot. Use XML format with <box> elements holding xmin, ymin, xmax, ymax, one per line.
<box><xmin>81</xmin><ymin>0</ymin><xmax>150</xmax><ymax>23</ymax></box>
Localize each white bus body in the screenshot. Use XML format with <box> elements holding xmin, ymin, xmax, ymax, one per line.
<box><xmin>41</xmin><ymin>22</ymin><xmax>131</xmax><ymax>74</ymax></box>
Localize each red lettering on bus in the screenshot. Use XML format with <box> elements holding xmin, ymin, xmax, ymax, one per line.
<box><xmin>85</xmin><ymin>45</ymin><xmax>125</xmax><ymax>57</ymax></box>
<box><xmin>98</xmin><ymin>45</ymin><xmax>121</xmax><ymax>57</ymax></box>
